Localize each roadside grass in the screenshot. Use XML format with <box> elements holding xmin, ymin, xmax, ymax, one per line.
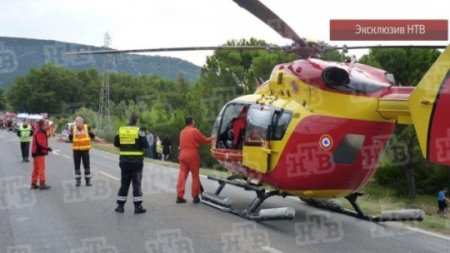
<box><xmin>92</xmin><ymin>142</ymin><xmax>450</xmax><ymax>235</ymax></box>
<box><xmin>338</xmin><ymin>182</ymin><xmax>450</xmax><ymax>235</ymax></box>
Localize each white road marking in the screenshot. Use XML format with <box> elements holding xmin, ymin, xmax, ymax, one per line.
<box><xmin>51</xmin><ymin>150</ymin><xmax>71</xmax><ymax>160</ymax></box>
<box><xmin>16</xmin><ymin>216</ymin><xmax>30</xmax><ymax>222</ymax></box>
<box><xmin>61</xmin><ymin>154</ymin><xmax>72</xmax><ymax>159</ymax></box>
<box><xmin>394</xmin><ymin>223</ymin><xmax>450</xmax><ymax>241</ymax></box>
<box><xmin>98</xmin><ymin>170</ymin><xmax>119</xmax><ymax>181</ymax></box>
<box><xmin>262</xmin><ymin>246</ymin><xmax>284</xmax><ymax>253</ymax></box>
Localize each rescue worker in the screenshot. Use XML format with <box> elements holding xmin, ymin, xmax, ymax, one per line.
<box><xmin>231</xmin><ymin>106</ymin><xmax>248</xmax><ymax>149</ymax></box>
<box><xmin>17</xmin><ymin>121</ymin><xmax>33</xmax><ymax>162</ymax></box>
<box><xmin>31</xmin><ymin>119</ymin><xmax>52</xmax><ymax>190</ymax></box>
<box><xmin>114</xmin><ymin>113</ymin><xmax>149</xmax><ymax>214</ymax></box>
<box><xmin>176</xmin><ymin>116</ymin><xmax>212</xmax><ymax>204</ymax></box>
<box><xmin>69</xmin><ymin>116</ymin><xmax>95</xmax><ymax>187</ymax></box>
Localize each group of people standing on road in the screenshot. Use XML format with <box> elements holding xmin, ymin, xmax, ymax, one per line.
<box><xmin>143</xmin><ymin>129</ymin><xmax>172</xmax><ymax>161</ymax></box>
<box><xmin>17</xmin><ymin>117</ymin><xmax>94</xmax><ymax>190</ymax></box>
<box><xmin>16</xmin><ymin>112</ymin><xmax>211</xmax><ymax>215</ymax></box>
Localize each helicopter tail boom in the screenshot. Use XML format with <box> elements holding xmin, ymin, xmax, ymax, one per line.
<box><xmin>409</xmin><ymin>44</ymin><xmax>450</xmax><ymax>165</ymax></box>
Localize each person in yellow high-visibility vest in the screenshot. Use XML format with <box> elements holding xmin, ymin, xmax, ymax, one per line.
<box><xmin>17</xmin><ymin>121</ymin><xmax>33</xmax><ymax>162</ymax></box>
<box><xmin>69</xmin><ymin>116</ymin><xmax>95</xmax><ymax>187</ymax></box>
<box><xmin>113</xmin><ymin>113</ymin><xmax>149</xmax><ymax>214</ymax></box>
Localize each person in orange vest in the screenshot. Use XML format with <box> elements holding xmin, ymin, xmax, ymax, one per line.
<box><xmin>69</xmin><ymin>116</ymin><xmax>95</xmax><ymax>187</ymax></box>
<box><xmin>176</xmin><ymin>116</ymin><xmax>212</xmax><ymax>204</ymax></box>
<box><xmin>31</xmin><ymin>119</ymin><xmax>52</xmax><ymax>190</ymax></box>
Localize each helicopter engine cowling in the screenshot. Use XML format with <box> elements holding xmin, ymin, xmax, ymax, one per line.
<box><xmin>321</xmin><ymin>66</ymin><xmax>350</xmax><ymax>87</ymax></box>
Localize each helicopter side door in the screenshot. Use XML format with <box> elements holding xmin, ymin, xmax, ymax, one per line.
<box><xmin>242</xmin><ymin>104</ymin><xmax>274</xmax><ymax>173</ymax></box>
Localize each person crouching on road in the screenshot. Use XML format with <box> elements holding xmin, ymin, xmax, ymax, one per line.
<box><xmin>31</xmin><ymin>119</ymin><xmax>52</xmax><ymax>190</ymax></box>
<box><xmin>114</xmin><ymin>113</ymin><xmax>149</xmax><ymax>214</ymax></box>
<box><xmin>17</xmin><ymin>121</ymin><xmax>33</xmax><ymax>162</ymax></box>
<box><xmin>69</xmin><ymin>116</ymin><xmax>95</xmax><ymax>187</ymax></box>
<box><xmin>176</xmin><ymin>116</ymin><xmax>212</xmax><ymax>204</ymax></box>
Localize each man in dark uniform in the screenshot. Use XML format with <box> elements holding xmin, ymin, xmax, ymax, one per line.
<box><xmin>114</xmin><ymin>113</ymin><xmax>149</xmax><ymax>214</ymax></box>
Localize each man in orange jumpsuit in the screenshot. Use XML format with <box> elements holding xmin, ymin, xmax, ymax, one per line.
<box><xmin>31</xmin><ymin>119</ymin><xmax>52</xmax><ymax>190</ymax></box>
<box><xmin>176</xmin><ymin>116</ymin><xmax>212</xmax><ymax>204</ymax></box>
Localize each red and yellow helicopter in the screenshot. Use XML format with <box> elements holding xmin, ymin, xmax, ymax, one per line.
<box><xmin>70</xmin><ymin>0</ymin><xmax>449</xmax><ymax>222</ymax></box>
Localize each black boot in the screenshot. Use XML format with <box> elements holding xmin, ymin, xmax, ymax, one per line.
<box><xmin>75</xmin><ymin>178</ymin><xmax>81</xmax><ymax>187</ymax></box>
<box><xmin>176</xmin><ymin>197</ymin><xmax>187</xmax><ymax>204</ymax></box>
<box><xmin>115</xmin><ymin>203</ymin><xmax>125</xmax><ymax>213</ymax></box>
<box><xmin>134</xmin><ymin>203</ymin><xmax>147</xmax><ymax>214</ymax></box>
<box><xmin>193</xmin><ymin>196</ymin><xmax>200</xmax><ymax>204</ymax></box>
<box><xmin>39</xmin><ymin>184</ymin><xmax>51</xmax><ymax>190</ymax></box>
<box><xmin>85</xmin><ymin>178</ymin><xmax>92</xmax><ymax>187</ymax></box>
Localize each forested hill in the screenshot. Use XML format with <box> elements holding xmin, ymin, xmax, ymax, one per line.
<box><xmin>0</xmin><ymin>37</ymin><xmax>200</xmax><ymax>87</ymax></box>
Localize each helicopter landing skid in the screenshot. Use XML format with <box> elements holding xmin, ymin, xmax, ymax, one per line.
<box><xmin>302</xmin><ymin>193</ymin><xmax>424</xmax><ymax>222</ymax></box>
<box><xmin>201</xmin><ymin>175</ymin><xmax>295</xmax><ymax>221</ymax></box>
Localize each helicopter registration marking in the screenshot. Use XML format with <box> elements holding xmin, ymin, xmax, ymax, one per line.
<box><xmin>319</xmin><ymin>135</ymin><xmax>333</xmax><ymax>150</ymax></box>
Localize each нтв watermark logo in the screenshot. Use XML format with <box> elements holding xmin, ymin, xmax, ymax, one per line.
<box><xmin>295</xmin><ymin>213</ymin><xmax>343</xmax><ymax>246</ymax></box>
<box><xmin>221</xmin><ymin>222</ymin><xmax>270</xmax><ymax>253</ymax></box>
<box><xmin>6</xmin><ymin>245</ymin><xmax>32</xmax><ymax>253</ymax></box>
<box><xmin>146</xmin><ymin>229</ymin><xmax>194</xmax><ymax>253</ymax></box>
<box><xmin>0</xmin><ymin>43</ymin><xmax>18</xmax><ymax>74</ymax></box>
<box><xmin>0</xmin><ymin>176</ymin><xmax>36</xmax><ymax>210</ymax></box>
<box><xmin>44</xmin><ymin>43</ymin><xmax>95</xmax><ymax>67</ymax></box>
<box><xmin>286</xmin><ymin>142</ymin><xmax>335</xmax><ymax>177</ymax></box>
<box><xmin>70</xmin><ymin>237</ymin><xmax>118</xmax><ymax>253</ymax></box>
<box><xmin>63</xmin><ymin>178</ymin><xmax>113</xmax><ymax>203</ymax></box>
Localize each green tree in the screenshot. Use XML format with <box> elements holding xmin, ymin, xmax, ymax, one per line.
<box><xmin>360</xmin><ymin>48</ymin><xmax>440</xmax><ymax>86</ymax></box>
<box><xmin>0</xmin><ymin>88</ymin><xmax>6</xmax><ymax>110</ymax></box>
<box><xmin>6</xmin><ymin>64</ymin><xmax>86</xmax><ymax>114</ymax></box>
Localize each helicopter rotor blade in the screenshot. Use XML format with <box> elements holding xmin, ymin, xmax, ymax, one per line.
<box><xmin>326</xmin><ymin>44</ymin><xmax>448</xmax><ymax>52</ymax></box>
<box><xmin>233</xmin><ymin>0</ymin><xmax>305</xmax><ymax>46</ymax></box>
<box><xmin>65</xmin><ymin>46</ymin><xmax>273</xmax><ymax>55</ymax></box>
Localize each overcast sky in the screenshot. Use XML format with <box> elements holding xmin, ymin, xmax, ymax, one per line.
<box><xmin>1</xmin><ymin>0</ymin><xmax>448</xmax><ymax>66</ymax></box>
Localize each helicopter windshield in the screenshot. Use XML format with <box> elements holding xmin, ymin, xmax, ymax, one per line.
<box><xmin>214</xmin><ymin>103</ymin><xmax>292</xmax><ymax>149</ymax></box>
<box><xmin>214</xmin><ymin>103</ymin><xmax>249</xmax><ymax>149</ymax></box>
<box><xmin>244</xmin><ymin>105</ymin><xmax>273</xmax><ymax>146</ymax></box>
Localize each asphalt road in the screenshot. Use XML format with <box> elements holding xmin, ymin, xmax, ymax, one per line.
<box><xmin>1</xmin><ymin>129</ymin><xmax>450</xmax><ymax>253</ymax></box>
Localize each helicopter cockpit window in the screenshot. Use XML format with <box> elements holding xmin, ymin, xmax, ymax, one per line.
<box><xmin>245</xmin><ymin>105</ymin><xmax>273</xmax><ymax>146</ymax></box>
<box><xmin>216</xmin><ymin>103</ymin><xmax>249</xmax><ymax>149</ymax></box>
<box><xmin>272</xmin><ymin>110</ymin><xmax>292</xmax><ymax>140</ymax></box>
<box><xmin>333</xmin><ymin>134</ymin><xmax>365</xmax><ymax>164</ymax></box>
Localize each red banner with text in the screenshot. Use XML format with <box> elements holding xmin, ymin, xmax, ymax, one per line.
<box><xmin>330</xmin><ymin>20</ymin><xmax>448</xmax><ymax>41</ymax></box>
